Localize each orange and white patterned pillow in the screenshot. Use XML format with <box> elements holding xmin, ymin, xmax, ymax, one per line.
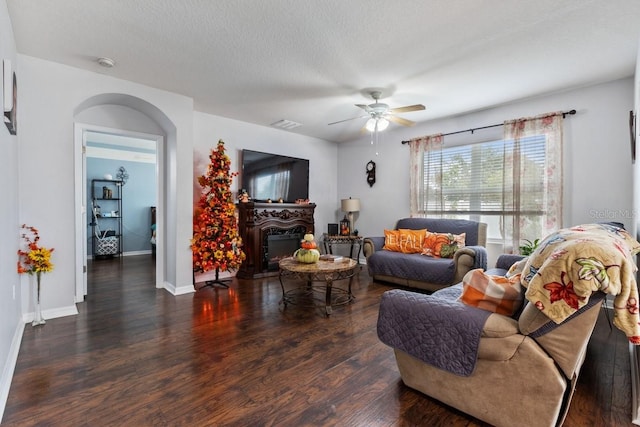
<box><xmin>421</xmin><ymin>232</ymin><xmax>466</xmax><ymax>258</ymax></box>
<box><xmin>460</xmin><ymin>268</ymin><xmax>524</xmax><ymax>316</ymax></box>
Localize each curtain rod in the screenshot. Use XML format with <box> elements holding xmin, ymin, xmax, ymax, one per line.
<box><xmin>401</xmin><ymin>109</ymin><xmax>576</xmax><ymax>144</ymax></box>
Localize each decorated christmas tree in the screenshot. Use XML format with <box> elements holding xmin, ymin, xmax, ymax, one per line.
<box><xmin>191</xmin><ymin>140</ymin><xmax>245</xmax><ymax>287</ymax></box>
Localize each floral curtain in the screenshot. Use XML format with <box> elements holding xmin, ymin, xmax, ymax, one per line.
<box><xmin>409</xmin><ymin>134</ymin><xmax>443</xmax><ymax>217</ymax></box>
<box><xmin>503</xmin><ymin>112</ymin><xmax>563</xmax><ymax>251</ymax></box>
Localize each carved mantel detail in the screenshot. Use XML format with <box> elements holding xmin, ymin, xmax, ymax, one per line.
<box><xmin>255</xmin><ymin>208</ymin><xmax>314</xmax><ymax>222</ymax></box>
<box><xmin>237</xmin><ymin>202</ymin><xmax>316</xmax><ymax>279</ymax></box>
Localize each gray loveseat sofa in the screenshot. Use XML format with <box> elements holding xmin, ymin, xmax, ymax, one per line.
<box><xmin>363</xmin><ymin>218</ymin><xmax>487</xmax><ymax>292</ymax></box>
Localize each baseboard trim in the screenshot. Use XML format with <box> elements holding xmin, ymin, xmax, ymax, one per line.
<box><xmin>164</xmin><ymin>281</ymin><xmax>195</xmax><ymax>296</ymax></box>
<box><xmin>630</xmin><ymin>343</ymin><xmax>640</xmax><ymax>425</ymax></box>
<box><xmin>0</xmin><ymin>317</ymin><xmax>25</xmax><ymax>423</ymax></box>
<box><xmin>21</xmin><ymin>304</ymin><xmax>79</xmax><ymax>324</ymax></box>
<box><xmin>122</xmin><ymin>250</ymin><xmax>152</xmax><ymax>257</ymax></box>
<box><xmin>87</xmin><ymin>250</ymin><xmax>153</xmax><ymax>259</ymax></box>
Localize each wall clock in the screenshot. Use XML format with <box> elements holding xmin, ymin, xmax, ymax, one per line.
<box><xmin>366</xmin><ymin>160</ymin><xmax>376</xmax><ymax>187</ymax></box>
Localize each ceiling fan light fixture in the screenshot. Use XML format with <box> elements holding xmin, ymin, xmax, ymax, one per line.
<box><xmin>328</xmin><ymin>90</ymin><xmax>425</xmax><ymax>132</ymax></box>
<box><xmin>366</xmin><ymin>117</ymin><xmax>389</xmax><ymax>132</ymax></box>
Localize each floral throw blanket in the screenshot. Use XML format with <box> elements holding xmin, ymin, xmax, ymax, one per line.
<box><xmin>522</xmin><ymin>223</ymin><xmax>640</xmax><ymax>344</ymax></box>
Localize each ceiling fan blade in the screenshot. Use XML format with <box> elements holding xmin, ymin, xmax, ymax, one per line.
<box><xmin>389</xmin><ymin>104</ymin><xmax>425</xmax><ymax>114</ymax></box>
<box><xmin>387</xmin><ymin>115</ymin><xmax>416</xmax><ymax>127</ymax></box>
<box><xmin>328</xmin><ymin>114</ymin><xmax>368</xmax><ymax>126</ymax></box>
<box><xmin>355</xmin><ymin>104</ymin><xmax>372</xmax><ymax>112</ymax></box>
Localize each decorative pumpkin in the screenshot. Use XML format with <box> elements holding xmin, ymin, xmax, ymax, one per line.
<box><xmin>295</xmin><ymin>232</ymin><xmax>319</xmax><ymax>262</ymax></box>
<box><xmin>301</xmin><ymin>240</ymin><xmax>317</xmax><ymax>249</ymax></box>
<box><xmin>294</xmin><ymin>248</ymin><xmax>320</xmax><ymax>263</ymax></box>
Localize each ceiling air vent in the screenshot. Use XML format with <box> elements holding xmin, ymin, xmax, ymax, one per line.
<box><xmin>270</xmin><ymin>119</ymin><xmax>302</xmax><ymax>130</ymax></box>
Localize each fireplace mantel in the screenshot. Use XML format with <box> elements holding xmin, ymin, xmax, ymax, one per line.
<box><xmin>236</xmin><ymin>202</ymin><xmax>315</xmax><ymax>279</ymax></box>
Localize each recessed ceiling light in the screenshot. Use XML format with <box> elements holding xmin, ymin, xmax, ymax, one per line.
<box><xmin>97</xmin><ymin>57</ymin><xmax>116</xmax><ymax>68</ymax></box>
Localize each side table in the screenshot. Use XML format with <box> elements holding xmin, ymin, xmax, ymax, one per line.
<box><xmin>322</xmin><ymin>234</ymin><xmax>363</xmax><ymax>263</ymax></box>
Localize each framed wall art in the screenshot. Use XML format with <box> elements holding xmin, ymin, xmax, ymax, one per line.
<box><xmin>3</xmin><ymin>59</ymin><xmax>17</xmax><ymax>135</ymax></box>
<box><xmin>630</xmin><ymin>110</ymin><xmax>636</xmax><ymax>164</ymax></box>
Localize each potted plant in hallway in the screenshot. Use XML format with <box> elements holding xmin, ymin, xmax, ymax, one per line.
<box><xmin>17</xmin><ymin>224</ymin><xmax>55</xmax><ymax>326</ymax></box>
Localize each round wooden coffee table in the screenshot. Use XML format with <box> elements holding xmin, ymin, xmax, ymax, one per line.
<box><xmin>278</xmin><ymin>257</ymin><xmax>357</xmax><ymax>316</ymax></box>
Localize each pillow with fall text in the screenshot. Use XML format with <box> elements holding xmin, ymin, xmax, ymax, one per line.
<box><xmin>383</xmin><ymin>229</ymin><xmax>401</xmax><ymax>252</ymax></box>
<box><xmin>397</xmin><ymin>229</ymin><xmax>427</xmax><ymax>254</ymax></box>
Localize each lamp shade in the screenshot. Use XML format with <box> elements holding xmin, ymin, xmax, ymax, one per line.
<box><xmin>341</xmin><ymin>198</ymin><xmax>360</xmax><ymax>212</ymax></box>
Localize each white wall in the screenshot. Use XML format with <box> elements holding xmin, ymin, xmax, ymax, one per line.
<box><xmin>0</xmin><ymin>0</ymin><xmax>22</xmax><ymax>420</ymax></box>
<box><xmin>630</xmin><ymin>36</ymin><xmax>640</xmax><ymax>427</ymax></box>
<box><xmin>338</xmin><ymin>78</ymin><xmax>635</xmax><ymax>262</ymax></box>
<box><xmin>17</xmin><ymin>55</ymin><xmax>195</xmax><ymax>305</ymax></box>
<box><xmin>193</xmin><ymin>113</ymin><xmax>338</xmax><ymax>239</ymax></box>
<box><xmin>76</xmin><ymin>104</ymin><xmax>165</xmax><ymax>135</ymax></box>
<box><xmin>634</xmin><ymin>46</ymin><xmax>640</xmax><ymax>240</ymax></box>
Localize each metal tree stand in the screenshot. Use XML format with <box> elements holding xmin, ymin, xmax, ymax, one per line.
<box><xmin>194</xmin><ymin>268</ymin><xmax>231</xmax><ymax>289</ymax></box>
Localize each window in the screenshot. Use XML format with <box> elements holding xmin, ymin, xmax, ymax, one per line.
<box><xmin>421</xmin><ymin>136</ymin><xmax>546</xmax><ymax>241</ymax></box>
<box><xmin>409</xmin><ymin>112</ymin><xmax>563</xmax><ymax>252</ymax></box>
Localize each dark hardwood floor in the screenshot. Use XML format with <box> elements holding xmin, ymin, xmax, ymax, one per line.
<box><xmin>2</xmin><ymin>255</ymin><xmax>635</xmax><ymax>426</ymax></box>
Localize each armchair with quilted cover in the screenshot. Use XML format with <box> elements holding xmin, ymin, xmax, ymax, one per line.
<box><xmin>377</xmin><ymin>247</ymin><xmax>622</xmax><ymax>427</ymax></box>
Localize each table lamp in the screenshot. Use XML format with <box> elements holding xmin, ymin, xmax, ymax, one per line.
<box><xmin>341</xmin><ymin>197</ymin><xmax>360</xmax><ymax>235</ymax></box>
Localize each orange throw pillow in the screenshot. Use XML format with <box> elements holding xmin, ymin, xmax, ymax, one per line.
<box><xmin>421</xmin><ymin>232</ymin><xmax>466</xmax><ymax>258</ymax></box>
<box><xmin>398</xmin><ymin>229</ymin><xmax>427</xmax><ymax>254</ymax></box>
<box><xmin>383</xmin><ymin>229</ymin><xmax>401</xmax><ymax>252</ymax></box>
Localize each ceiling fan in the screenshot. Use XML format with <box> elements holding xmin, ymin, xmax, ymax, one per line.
<box><xmin>328</xmin><ymin>90</ymin><xmax>425</xmax><ymax>132</ymax></box>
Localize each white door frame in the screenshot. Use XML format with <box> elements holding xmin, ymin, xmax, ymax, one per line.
<box><xmin>74</xmin><ymin>123</ymin><xmax>164</xmax><ymax>302</ymax></box>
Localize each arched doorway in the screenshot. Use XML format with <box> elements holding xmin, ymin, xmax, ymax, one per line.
<box><xmin>73</xmin><ymin>94</ymin><xmax>175</xmax><ymax>302</ymax></box>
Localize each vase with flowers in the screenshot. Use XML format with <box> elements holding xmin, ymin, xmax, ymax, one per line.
<box><xmin>17</xmin><ymin>224</ymin><xmax>54</xmax><ymax>326</ymax></box>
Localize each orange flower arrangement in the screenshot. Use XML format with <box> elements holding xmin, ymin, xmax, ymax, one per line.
<box><xmin>17</xmin><ymin>224</ymin><xmax>55</xmax><ymax>275</ymax></box>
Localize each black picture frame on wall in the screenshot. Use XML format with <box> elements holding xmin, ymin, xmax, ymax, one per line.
<box><xmin>630</xmin><ymin>110</ymin><xmax>636</xmax><ymax>164</ymax></box>
<box><xmin>3</xmin><ymin>71</ymin><xmax>17</xmax><ymax>135</ymax></box>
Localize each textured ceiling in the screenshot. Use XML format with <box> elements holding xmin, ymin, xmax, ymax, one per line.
<box><xmin>6</xmin><ymin>0</ymin><xmax>640</xmax><ymax>142</ymax></box>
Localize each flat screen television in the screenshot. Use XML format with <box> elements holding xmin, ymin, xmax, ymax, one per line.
<box><xmin>241</xmin><ymin>149</ymin><xmax>309</xmax><ymax>203</ymax></box>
